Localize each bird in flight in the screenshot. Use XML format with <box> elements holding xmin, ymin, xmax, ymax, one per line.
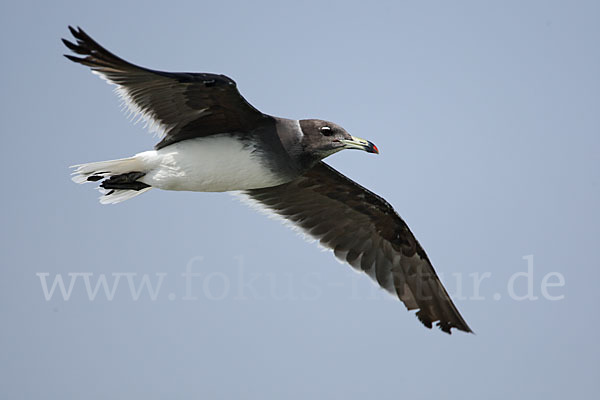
<box><xmin>63</xmin><ymin>26</ymin><xmax>471</xmax><ymax>334</ymax></box>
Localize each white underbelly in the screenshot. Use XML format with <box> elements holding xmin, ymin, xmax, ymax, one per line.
<box><xmin>135</xmin><ymin>135</ymin><xmax>287</xmax><ymax>192</ymax></box>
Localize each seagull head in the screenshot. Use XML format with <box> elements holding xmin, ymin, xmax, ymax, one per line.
<box><xmin>298</xmin><ymin>119</ymin><xmax>379</xmax><ymax>162</ymax></box>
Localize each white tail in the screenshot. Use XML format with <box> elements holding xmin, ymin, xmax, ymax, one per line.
<box><xmin>96</xmin><ymin>187</ymin><xmax>152</xmax><ymax>204</ymax></box>
<box><xmin>70</xmin><ymin>156</ymin><xmax>152</xmax><ymax>204</ymax></box>
<box><xmin>70</xmin><ymin>156</ymin><xmax>142</xmax><ymax>183</ymax></box>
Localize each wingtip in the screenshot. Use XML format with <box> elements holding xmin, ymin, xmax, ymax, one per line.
<box><xmin>61</xmin><ymin>38</ymin><xmax>78</xmax><ymax>52</ymax></box>
<box><xmin>66</xmin><ymin>25</ymin><xmax>90</xmax><ymax>43</ymax></box>
<box><xmin>63</xmin><ymin>54</ymin><xmax>82</xmax><ymax>63</ymax></box>
<box><xmin>463</xmin><ymin>323</ymin><xmax>475</xmax><ymax>335</ymax></box>
<box><xmin>417</xmin><ymin>309</ymin><xmax>474</xmax><ymax>335</ymax></box>
<box><xmin>449</xmin><ymin>323</ymin><xmax>475</xmax><ymax>335</ymax></box>
<box><xmin>454</xmin><ymin>316</ymin><xmax>474</xmax><ymax>335</ymax></box>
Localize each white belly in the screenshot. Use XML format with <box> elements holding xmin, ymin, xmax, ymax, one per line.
<box><xmin>135</xmin><ymin>135</ymin><xmax>287</xmax><ymax>192</ymax></box>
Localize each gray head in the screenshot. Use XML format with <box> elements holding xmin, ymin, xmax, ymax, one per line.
<box><xmin>294</xmin><ymin>119</ymin><xmax>378</xmax><ymax>168</ymax></box>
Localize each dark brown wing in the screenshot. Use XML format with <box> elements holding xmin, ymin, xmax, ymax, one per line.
<box><xmin>62</xmin><ymin>26</ymin><xmax>270</xmax><ymax>149</ymax></box>
<box><xmin>245</xmin><ymin>162</ymin><xmax>472</xmax><ymax>334</ymax></box>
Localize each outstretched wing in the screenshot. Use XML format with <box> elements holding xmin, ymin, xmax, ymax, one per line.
<box><xmin>62</xmin><ymin>26</ymin><xmax>270</xmax><ymax>149</ymax></box>
<box><xmin>245</xmin><ymin>162</ymin><xmax>472</xmax><ymax>334</ymax></box>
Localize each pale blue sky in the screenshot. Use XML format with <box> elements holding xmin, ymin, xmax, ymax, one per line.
<box><xmin>1</xmin><ymin>0</ymin><xmax>599</xmax><ymax>399</ymax></box>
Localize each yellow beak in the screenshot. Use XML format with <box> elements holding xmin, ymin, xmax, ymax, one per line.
<box><xmin>340</xmin><ymin>136</ymin><xmax>379</xmax><ymax>154</ymax></box>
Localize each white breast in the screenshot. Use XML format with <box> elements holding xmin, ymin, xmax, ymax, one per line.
<box><xmin>135</xmin><ymin>135</ymin><xmax>288</xmax><ymax>192</ymax></box>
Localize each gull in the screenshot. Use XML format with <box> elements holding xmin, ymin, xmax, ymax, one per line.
<box><xmin>63</xmin><ymin>26</ymin><xmax>471</xmax><ymax>334</ymax></box>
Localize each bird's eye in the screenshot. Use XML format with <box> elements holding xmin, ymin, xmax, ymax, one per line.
<box><xmin>320</xmin><ymin>126</ymin><xmax>333</xmax><ymax>136</ymax></box>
